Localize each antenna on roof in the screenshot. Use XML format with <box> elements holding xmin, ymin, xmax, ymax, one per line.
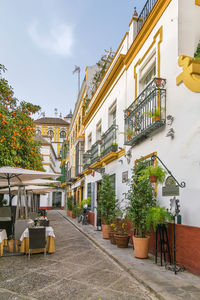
<box><xmin>41</xmin><ymin>112</ymin><xmax>45</xmax><ymax>117</ymax></box>
<box><xmin>54</xmin><ymin>108</ymin><xmax>58</xmax><ymax>117</ymax></box>
<box><xmin>73</xmin><ymin>65</ymin><xmax>81</xmax><ymax>96</ymax></box>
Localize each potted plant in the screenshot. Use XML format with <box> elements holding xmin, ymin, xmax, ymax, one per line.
<box><xmin>139</xmin><ymin>165</ymin><xmax>166</xmax><ymax>183</ymax></box>
<box><xmin>67</xmin><ymin>196</ymin><xmax>73</xmax><ymax>217</ymax></box>
<box><xmin>127</xmin><ymin>161</ymin><xmax>156</xmax><ymax>258</ymax></box>
<box><xmin>97</xmin><ymin>174</ymin><xmax>117</xmax><ymax>239</ymax></box>
<box><xmin>125</xmin><ymin>129</ymin><xmax>135</xmax><ymax>141</ymax></box>
<box><xmin>109</xmin><ymin>223</ymin><xmax>117</xmax><ymax>244</ymax></box>
<box><xmin>114</xmin><ymin>217</ymin><xmax>129</xmax><ymax>248</ymax></box>
<box><xmin>111</xmin><ymin>142</ymin><xmax>118</xmax><ymax>152</ymax></box>
<box><xmin>146</xmin><ymin>206</ymin><xmax>173</xmax><ymax>232</ymax></box>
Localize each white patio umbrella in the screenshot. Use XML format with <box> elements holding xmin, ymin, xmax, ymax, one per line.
<box><xmin>0</xmin><ymin>166</ymin><xmax>57</xmax><ymax>205</ymax></box>
<box><xmin>0</xmin><ymin>178</ymin><xmax>60</xmax><ymax>188</ymax></box>
<box><xmin>0</xmin><ymin>185</ymin><xmax>55</xmax><ymax>194</ymax></box>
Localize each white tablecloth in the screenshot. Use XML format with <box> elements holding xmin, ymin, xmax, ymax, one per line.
<box><xmin>0</xmin><ymin>229</ymin><xmax>7</xmax><ymax>243</ymax></box>
<box><xmin>20</xmin><ymin>226</ymin><xmax>55</xmax><ymax>242</ymax></box>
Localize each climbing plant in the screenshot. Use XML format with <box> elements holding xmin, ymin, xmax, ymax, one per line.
<box><xmin>194</xmin><ymin>41</ymin><xmax>200</xmax><ymax>59</ymax></box>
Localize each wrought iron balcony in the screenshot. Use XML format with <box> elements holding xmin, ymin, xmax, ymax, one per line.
<box><xmin>137</xmin><ymin>0</ymin><xmax>157</xmax><ymax>34</ymax></box>
<box><xmin>124</xmin><ymin>78</ymin><xmax>166</xmax><ymax>146</ymax></box>
<box><xmin>83</xmin><ymin>150</ymin><xmax>91</xmax><ymax>170</ymax></box>
<box><xmin>101</xmin><ymin>125</ymin><xmax>118</xmax><ymax>158</ymax></box>
<box><xmin>91</xmin><ymin>141</ymin><xmax>101</xmax><ymax>165</ymax></box>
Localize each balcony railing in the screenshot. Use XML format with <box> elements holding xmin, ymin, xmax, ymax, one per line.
<box><xmin>83</xmin><ymin>150</ymin><xmax>91</xmax><ymax>170</ymax></box>
<box><xmin>101</xmin><ymin>125</ymin><xmax>118</xmax><ymax>158</ymax></box>
<box><xmin>91</xmin><ymin>141</ymin><xmax>101</xmax><ymax>165</ymax></box>
<box><xmin>124</xmin><ymin>78</ymin><xmax>166</xmax><ymax>146</ymax></box>
<box><xmin>137</xmin><ymin>0</ymin><xmax>157</xmax><ymax>34</ymax></box>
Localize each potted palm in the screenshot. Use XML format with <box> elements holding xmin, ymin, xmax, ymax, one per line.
<box><xmin>139</xmin><ymin>165</ymin><xmax>166</xmax><ymax>183</ymax></box>
<box><xmin>97</xmin><ymin>174</ymin><xmax>117</xmax><ymax>239</ymax></box>
<box><xmin>127</xmin><ymin>161</ymin><xmax>156</xmax><ymax>258</ymax></box>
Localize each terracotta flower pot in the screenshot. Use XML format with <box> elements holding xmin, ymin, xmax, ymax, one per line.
<box><xmin>152</xmin><ymin>116</ymin><xmax>160</xmax><ymax>122</ymax></box>
<box><xmin>102</xmin><ymin>224</ymin><xmax>111</xmax><ymax>239</ymax></box>
<box><xmin>149</xmin><ymin>175</ymin><xmax>157</xmax><ymax>183</ymax></box>
<box><xmin>133</xmin><ymin>236</ymin><xmax>150</xmax><ymax>258</ymax></box>
<box><xmin>114</xmin><ymin>233</ymin><xmax>129</xmax><ymax>248</ymax></box>
<box><xmin>109</xmin><ymin>231</ymin><xmax>116</xmax><ymax>245</ymax></box>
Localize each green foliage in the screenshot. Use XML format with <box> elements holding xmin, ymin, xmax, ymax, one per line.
<box><xmin>125</xmin><ymin>129</ymin><xmax>135</xmax><ymax>136</ymax></box>
<box><xmin>97</xmin><ymin>174</ymin><xmax>117</xmax><ymax>225</ymax></box>
<box><xmin>139</xmin><ymin>165</ymin><xmax>166</xmax><ymax>184</ymax></box>
<box><xmin>0</xmin><ymin>64</ymin><xmax>43</xmax><ymax>170</ymax></box>
<box><xmin>67</xmin><ymin>196</ymin><xmax>73</xmax><ymax>211</ymax></box>
<box><xmin>194</xmin><ymin>41</ymin><xmax>200</xmax><ymax>59</ymax></box>
<box><xmin>127</xmin><ymin>161</ymin><xmax>156</xmax><ymax>238</ymax></box>
<box><xmin>146</xmin><ymin>206</ymin><xmax>173</xmax><ymax>232</ymax></box>
<box><xmin>111</xmin><ymin>142</ymin><xmax>118</xmax><ymax>147</ymax></box>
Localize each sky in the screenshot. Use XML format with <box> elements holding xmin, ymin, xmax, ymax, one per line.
<box><xmin>0</xmin><ymin>0</ymin><xmax>146</xmax><ymax>119</ymax></box>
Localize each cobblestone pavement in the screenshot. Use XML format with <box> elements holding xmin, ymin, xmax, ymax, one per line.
<box><xmin>0</xmin><ymin>210</ymin><xmax>158</xmax><ymax>300</ymax></box>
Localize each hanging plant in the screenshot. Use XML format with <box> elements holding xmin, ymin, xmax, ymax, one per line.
<box><xmin>139</xmin><ymin>165</ymin><xmax>166</xmax><ymax>184</ymax></box>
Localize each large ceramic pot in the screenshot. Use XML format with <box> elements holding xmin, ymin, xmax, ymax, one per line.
<box><xmin>102</xmin><ymin>224</ymin><xmax>111</xmax><ymax>239</ymax></box>
<box><xmin>114</xmin><ymin>233</ymin><xmax>129</xmax><ymax>248</ymax></box>
<box><xmin>109</xmin><ymin>231</ymin><xmax>116</xmax><ymax>245</ymax></box>
<box><xmin>133</xmin><ymin>236</ymin><xmax>150</xmax><ymax>258</ymax></box>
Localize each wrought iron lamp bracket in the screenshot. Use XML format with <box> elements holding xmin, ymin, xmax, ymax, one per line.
<box><xmin>151</xmin><ymin>154</ymin><xmax>186</xmax><ymax>188</ymax></box>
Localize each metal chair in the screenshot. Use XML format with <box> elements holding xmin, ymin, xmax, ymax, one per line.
<box><xmin>28</xmin><ymin>227</ymin><xmax>46</xmax><ymax>259</ymax></box>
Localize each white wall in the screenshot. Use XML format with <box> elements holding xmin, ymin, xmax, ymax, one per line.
<box><xmin>83</xmin><ymin>0</ymin><xmax>200</xmax><ymax>228</ymax></box>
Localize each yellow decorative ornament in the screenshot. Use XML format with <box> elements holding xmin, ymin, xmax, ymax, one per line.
<box><xmin>176</xmin><ymin>55</ymin><xmax>200</xmax><ymax>92</ymax></box>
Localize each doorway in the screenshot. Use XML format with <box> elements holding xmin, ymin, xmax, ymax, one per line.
<box><xmin>52</xmin><ymin>192</ymin><xmax>62</xmax><ymax>209</ymax></box>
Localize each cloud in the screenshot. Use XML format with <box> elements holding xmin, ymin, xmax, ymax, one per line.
<box><xmin>28</xmin><ymin>21</ymin><xmax>74</xmax><ymax>56</ymax></box>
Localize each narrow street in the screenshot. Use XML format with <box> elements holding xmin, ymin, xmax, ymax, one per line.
<box><xmin>0</xmin><ymin>210</ymin><xmax>157</xmax><ymax>300</ymax></box>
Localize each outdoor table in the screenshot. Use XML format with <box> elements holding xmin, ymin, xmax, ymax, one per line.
<box><xmin>20</xmin><ymin>226</ymin><xmax>55</xmax><ymax>254</ymax></box>
<box><xmin>0</xmin><ymin>229</ymin><xmax>7</xmax><ymax>256</ymax></box>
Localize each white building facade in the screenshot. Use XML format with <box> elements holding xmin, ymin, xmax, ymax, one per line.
<box><xmin>77</xmin><ymin>0</ymin><xmax>200</xmax><ymax>274</ymax></box>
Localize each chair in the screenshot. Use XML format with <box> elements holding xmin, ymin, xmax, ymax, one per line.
<box><xmin>28</xmin><ymin>227</ymin><xmax>46</xmax><ymax>259</ymax></box>
<box><xmin>0</xmin><ymin>207</ymin><xmax>12</xmax><ymax>237</ymax></box>
<box><xmin>14</xmin><ymin>220</ymin><xmax>28</xmax><ymax>241</ymax></box>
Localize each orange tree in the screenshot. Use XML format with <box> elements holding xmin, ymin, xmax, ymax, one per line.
<box><xmin>0</xmin><ymin>64</ymin><xmax>43</xmax><ymax>170</ymax></box>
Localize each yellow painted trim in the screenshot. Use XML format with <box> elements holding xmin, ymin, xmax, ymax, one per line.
<box><xmin>61</xmin><ymin>182</ymin><xmax>66</xmax><ymax>188</ymax></box>
<box><xmin>176</xmin><ymin>55</ymin><xmax>200</xmax><ymax>92</ymax></box>
<box><xmin>129</xmin><ymin>16</ymin><xmax>138</xmax><ymax>27</ymax></box>
<box><xmin>195</xmin><ymin>0</ymin><xmax>200</xmax><ymax>5</ymax></box>
<box><xmin>134</xmin><ymin>26</ymin><xmax>163</xmax><ymax>99</ymax></box>
<box><xmin>83</xmin><ymin>149</ymin><xmax>125</xmax><ymax>176</ymax></box>
<box><xmin>83</xmin><ymin>54</ymin><xmax>125</xmax><ymax>126</ymax></box>
<box><xmin>135</xmin><ymin>152</ymin><xmax>157</xmax><ymax>196</ymax></box>
<box><xmin>125</xmin><ymin>0</ymin><xmax>172</xmax><ymax>70</ymax></box>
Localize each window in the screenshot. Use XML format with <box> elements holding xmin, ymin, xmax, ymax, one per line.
<box><xmin>108</xmin><ymin>101</ymin><xmax>116</xmax><ymax>127</ymax></box>
<box><xmin>109</xmin><ymin>174</ymin><xmax>116</xmax><ymax>194</ymax></box>
<box><xmin>139</xmin><ymin>52</ymin><xmax>156</xmax><ymax>92</ymax></box>
<box><xmin>60</xmin><ymin>131</ymin><xmax>66</xmax><ymax>139</ymax></box>
<box><xmin>35</xmin><ymin>129</ymin><xmax>41</xmax><ymax>136</ymax></box>
<box><xmin>88</xmin><ymin>133</ymin><xmax>92</xmax><ymax>149</ymax></box>
<box><xmin>47</xmin><ymin>130</ymin><xmax>54</xmax><ymax>137</ymax></box>
<box><xmin>96</xmin><ymin>121</ymin><xmax>101</xmax><ymax>141</ymax></box>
